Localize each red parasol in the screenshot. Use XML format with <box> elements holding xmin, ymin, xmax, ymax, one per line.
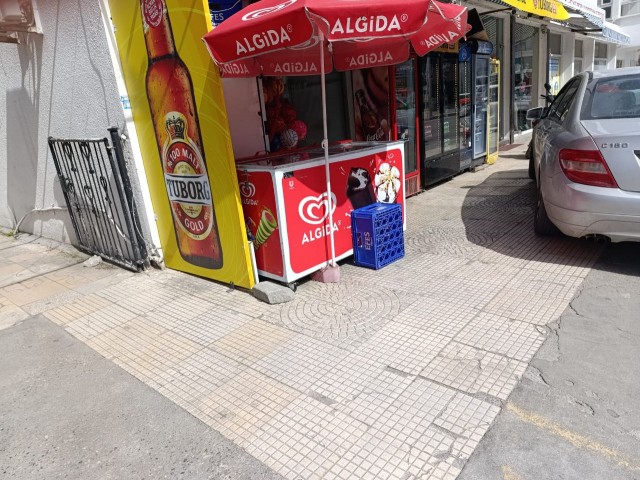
<box><xmin>202</xmin><ymin>0</ymin><xmax>468</xmax><ymax>270</ymax></box>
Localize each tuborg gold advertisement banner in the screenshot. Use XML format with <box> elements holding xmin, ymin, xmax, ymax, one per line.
<box><xmin>108</xmin><ymin>0</ymin><xmax>255</xmax><ymax>288</ymax></box>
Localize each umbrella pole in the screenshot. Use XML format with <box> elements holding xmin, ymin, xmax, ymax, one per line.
<box><xmin>320</xmin><ymin>32</ymin><xmax>337</xmax><ymax>268</ymax></box>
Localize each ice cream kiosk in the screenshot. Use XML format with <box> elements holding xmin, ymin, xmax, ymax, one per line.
<box><xmin>237</xmin><ymin>141</ymin><xmax>406</xmax><ymax>283</ymax></box>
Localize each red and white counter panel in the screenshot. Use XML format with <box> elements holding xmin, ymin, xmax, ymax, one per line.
<box><xmin>236</xmin><ymin>141</ymin><xmax>406</xmax><ymax>283</ymax></box>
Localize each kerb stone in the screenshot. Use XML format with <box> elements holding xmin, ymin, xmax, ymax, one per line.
<box><xmin>252</xmin><ymin>281</ymin><xmax>295</xmax><ymax>304</ymax></box>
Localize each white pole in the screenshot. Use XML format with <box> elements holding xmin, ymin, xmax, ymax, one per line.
<box><xmin>320</xmin><ymin>31</ymin><xmax>337</xmax><ymax>267</ymax></box>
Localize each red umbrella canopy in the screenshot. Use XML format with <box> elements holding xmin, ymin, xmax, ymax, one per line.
<box><xmin>203</xmin><ymin>0</ymin><xmax>468</xmax><ymax>77</ymax></box>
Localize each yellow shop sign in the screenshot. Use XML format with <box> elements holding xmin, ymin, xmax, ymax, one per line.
<box><xmin>502</xmin><ymin>0</ymin><xmax>570</xmax><ymax>20</ymax></box>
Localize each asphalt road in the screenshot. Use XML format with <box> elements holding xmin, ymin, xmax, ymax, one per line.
<box><xmin>459</xmin><ymin>241</ymin><xmax>640</xmax><ymax>480</ymax></box>
<box><xmin>0</xmin><ymin>316</ymin><xmax>284</xmax><ymax>480</ymax></box>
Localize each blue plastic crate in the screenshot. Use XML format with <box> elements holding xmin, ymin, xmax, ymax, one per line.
<box><xmin>351</xmin><ymin>203</ymin><xmax>404</xmax><ymax>269</ymax></box>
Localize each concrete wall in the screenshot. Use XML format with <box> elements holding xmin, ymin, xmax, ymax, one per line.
<box><xmin>0</xmin><ymin>0</ymin><xmax>135</xmax><ymax>243</ymax></box>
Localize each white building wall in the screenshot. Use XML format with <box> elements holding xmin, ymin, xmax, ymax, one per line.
<box><xmin>0</xmin><ymin>0</ymin><xmax>152</xmax><ymax>246</ymax></box>
<box><xmin>560</xmin><ymin>31</ymin><xmax>576</xmax><ymax>84</ymax></box>
<box><xmin>583</xmin><ymin>36</ymin><xmax>596</xmax><ymax>71</ymax></box>
<box><xmin>607</xmin><ymin>42</ymin><xmax>618</xmax><ymax>68</ymax></box>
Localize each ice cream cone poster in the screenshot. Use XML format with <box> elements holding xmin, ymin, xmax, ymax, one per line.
<box><xmin>254</xmin><ymin>208</ymin><xmax>278</xmax><ymax>249</ymax></box>
<box><xmin>374</xmin><ymin>149</ymin><xmax>405</xmax><ymax>222</ymax></box>
<box><xmin>237</xmin><ymin>170</ymin><xmax>284</xmax><ymax>277</ymax></box>
<box><xmin>374</xmin><ymin>162</ymin><xmax>402</xmax><ymax>204</ymax></box>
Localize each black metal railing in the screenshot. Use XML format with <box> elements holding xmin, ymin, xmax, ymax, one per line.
<box><xmin>48</xmin><ymin>129</ymin><xmax>148</xmax><ymax>271</ymax></box>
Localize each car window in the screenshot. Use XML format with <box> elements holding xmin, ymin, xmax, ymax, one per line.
<box><xmin>550</xmin><ymin>78</ymin><xmax>580</xmax><ymax>122</ymax></box>
<box><xmin>582</xmin><ymin>73</ymin><xmax>640</xmax><ymax>119</ymax></box>
<box><xmin>546</xmin><ymin>79</ymin><xmax>574</xmax><ymax>119</ymax></box>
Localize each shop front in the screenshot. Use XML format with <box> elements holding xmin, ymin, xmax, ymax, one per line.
<box><xmin>234</xmin><ymin>68</ymin><xmax>407</xmax><ymax>282</ymax></box>
<box><xmin>236</xmin><ymin>141</ymin><xmax>405</xmax><ymax>283</ymax></box>
<box><xmin>203</xmin><ymin>0</ymin><xmax>468</xmax><ymax>282</ymax></box>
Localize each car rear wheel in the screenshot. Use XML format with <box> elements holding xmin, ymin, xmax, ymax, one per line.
<box><xmin>528</xmin><ymin>151</ymin><xmax>535</xmax><ymax>180</ymax></box>
<box><xmin>534</xmin><ymin>182</ymin><xmax>560</xmax><ymax>236</ymax></box>
<box><xmin>527</xmin><ymin>140</ymin><xmax>536</xmax><ymax>180</ymax></box>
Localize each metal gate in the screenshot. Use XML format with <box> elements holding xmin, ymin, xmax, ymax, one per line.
<box><xmin>48</xmin><ymin>128</ymin><xmax>148</xmax><ymax>271</ymax></box>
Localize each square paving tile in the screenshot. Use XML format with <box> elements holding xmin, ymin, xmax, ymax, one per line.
<box><xmin>156</xmin><ymin>347</ymin><xmax>248</xmax><ymax>405</ymax></box>
<box><xmin>96</xmin><ymin>276</ymin><xmax>181</xmax><ymax>315</ymax></box>
<box><xmin>196</xmin><ymin>369</ymin><xmax>300</xmax><ymax>444</ymax></box>
<box><xmin>324</xmin><ymin>425</ymin><xmax>412</xmax><ymax>480</ymax></box>
<box><xmin>356</xmin><ymin>322</ymin><xmax>452</xmax><ymax>375</ymax></box>
<box><xmin>247</xmin><ymin>395</ymin><xmax>368</xmax><ymax>479</ymax></box>
<box><xmin>507</xmin><ymin>269</ymin><xmax>583</xmax><ymax>302</ymax></box>
<box><xmin>0</xmin><ymin>275</ymin><xmax>69</xmax><ymax>306</ymax></box>
<box><xmin>375</xmin><ymin>378</ymin><xmax>456</xmax><ymax>444</ymax></box>
<box><xmin>44</xmin><ymin>263</ymin><xmax>118</xmax><ymax>289</ymax></box>
<box><xmin>482</xmin><ymin>287</ymin><xmax>569</xmax><ymax>326</ymax></box>
<box><xmin>146</xmin><ymin>295</ymin><xmax>254</xmax><ymax>346</ymax></box>
<box><xmin>337</xmin><ymin>368</ymin><xmax>414</xmax><ymax>426</ymax></box>
<box><xmin>0</xmin><ymin>296</ymin><xmax>28</xmax><ymax>330</ymax></box>
<box><xmin>253</xmin><ymin>335</ymin><xmax>348</xmax><ymax>393</ymax></box>
<box><xmin>43</xmin><ymin>294</ymin><xmax>113</xmax><ymax>325</ymax></box>
<box><xmin>66</xmin><ymin>303</ymin><xmax>139</xmax><ymax>340</ymax></box>
<box><xmin>420</xmin><ymin>342</ymin><xmax>527</xmax><ymax>401</ymax></box>
<box><xmin>394</xmin><ymin>298</ymin><xmax>479</xmax><ymax>338</ymax></box>
<box><xmin>210</xmin><ymin>319</ymin><xmax>296</xmax><ymax>366</ymax></box>
<box><xmin>434</xmin><ymin>392</ymin><xmax>501</xmax><ymax>462</ymax></box>
<box><xmin>0</xmin><ymin>150</ymin><xmax>601</xmax><ymax>480</ymax></box>
<box><xmin>309</xmin><ymin>351</ymin><xmax>386</xmax><ymax>405</ymax></box>
<box><xmin>454</xmin><ymin>312</ymin><xmax>547</xmax><ymax>362</ymax></box>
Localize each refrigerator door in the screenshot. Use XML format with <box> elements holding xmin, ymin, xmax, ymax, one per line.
<box><xmin>394</xmin><ymin>59</ymin><xmax>418</xmax><ymax>177</ymax></box>
<box><xmin>458</xmin><ymin>59</ymin><xmax>473</xmax><ymax>169</ymax></box>
<box><xmin>487</xmin><ymin>59</ymin><xmax>500</xmax><ymax>164</ymax></box>
<box><xmin>473</xmin><ymin>56</ymin><xmax>489</xmax><ymax>159</ymax></box>
<box><xmin>420</xmin><ymin>55</ymin><xmax>442</xmax><ymax>161</ymax></box>
<box><xmin>394</xmin><ymin>58</ymin><xmax>421</xmax><ymax>197</ymax></box>
<box><xmin>441</xmin><ymin>55</ymin><xmax>459</xmax><ymax>155</ymax></box>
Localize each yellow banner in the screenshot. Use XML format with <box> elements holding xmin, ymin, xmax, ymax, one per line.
<box><xmin>502</xmin><ymin>0</ymin><xmax>570</xmax><ymax>20</ymax></box>
<box><xmin>108</xmin><ymin>0</ymin><xmax>255</xmax><ymax>288</ymax></box>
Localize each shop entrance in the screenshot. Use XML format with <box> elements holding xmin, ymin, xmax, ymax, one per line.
<box><xmin>513</xmin><ymin>23</ymin><xmax>539</xmax><ymax>132</ymax></box>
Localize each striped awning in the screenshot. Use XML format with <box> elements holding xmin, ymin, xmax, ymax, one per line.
<box><xmin>599</xmin><ymin>21</ymin><xmax>631</xmax><ymax>45</ymax></box>
<box><xmin>558</xmin><ymin>0</ymin><xmax>605</xmax><ymax>28</ymax></box>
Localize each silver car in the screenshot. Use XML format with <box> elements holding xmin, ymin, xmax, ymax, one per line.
<box><xmin>530</xmin><ymin>67</ymin><xmax>640</xmax><ymax>242</ymax></box>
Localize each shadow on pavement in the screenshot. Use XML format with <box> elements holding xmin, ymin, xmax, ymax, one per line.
<box><xmin>459</xmin><ymin>166</ymin><xmax>607</xmax><ymax>271</ymax></box>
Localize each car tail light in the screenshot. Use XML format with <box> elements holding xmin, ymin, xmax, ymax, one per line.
<box><xmin>558</xmin><ymin>149</ymin><xmax>618</xmax><ymax>188</ymax></box>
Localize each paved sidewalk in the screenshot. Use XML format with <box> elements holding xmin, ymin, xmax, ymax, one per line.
<box><xmin>0</xmin><ymin>316</ymin><xmax>284</xmax><ymax>480</ymax></box>
<box><xmin>0</xmin><ymin>143</ymin><xmax>604</xmax><ymax>479</ymax></box>
<box><xmin>459</xmin><ymin>242</ymin><xmax>640</xmax><ymax>480</ymax></box>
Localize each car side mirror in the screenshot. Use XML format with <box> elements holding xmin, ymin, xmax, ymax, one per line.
<box><xmin>544</xmin><ymin>82</ymin><xmax>552</xmax><ymax>92</ymax></box>
<box><xmin>525</xmin><ymin>106</ymin><xmax>547</xmax><ymax>121</ymax></box>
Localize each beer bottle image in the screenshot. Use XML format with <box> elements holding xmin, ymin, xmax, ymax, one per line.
<box><xmin>141</xmin><ymin>0</ymin><xmax>222</xmax><ymax>269</ymax></box>
<box><xmin>355</xmin><ymin>89</ymin><xmax>384</xmax><ymax>142</ymax></box>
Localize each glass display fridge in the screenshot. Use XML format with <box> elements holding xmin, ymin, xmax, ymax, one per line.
<box><xmin>420</xmin><ymin>50</ymin><xmax>460</xmax><ymax>187</ymax></box>
<box><xmin>487</xmin><ymin>58</ymin><xmax>500</xmax><ymax>164</ymax></box>
<box><xmin>467</xmin><ymin>40</ymin><xmax>494</xmax><ymax>167</ymax></box>
<box><xmin>458</xmin><ymin>43</ymin><xmax>473</xmax><ymax>171</ymax></box>
<box><xmin>393</xmin><ymin>57</ymin><xmax>421</xmax><ymax>197</ymax></box>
